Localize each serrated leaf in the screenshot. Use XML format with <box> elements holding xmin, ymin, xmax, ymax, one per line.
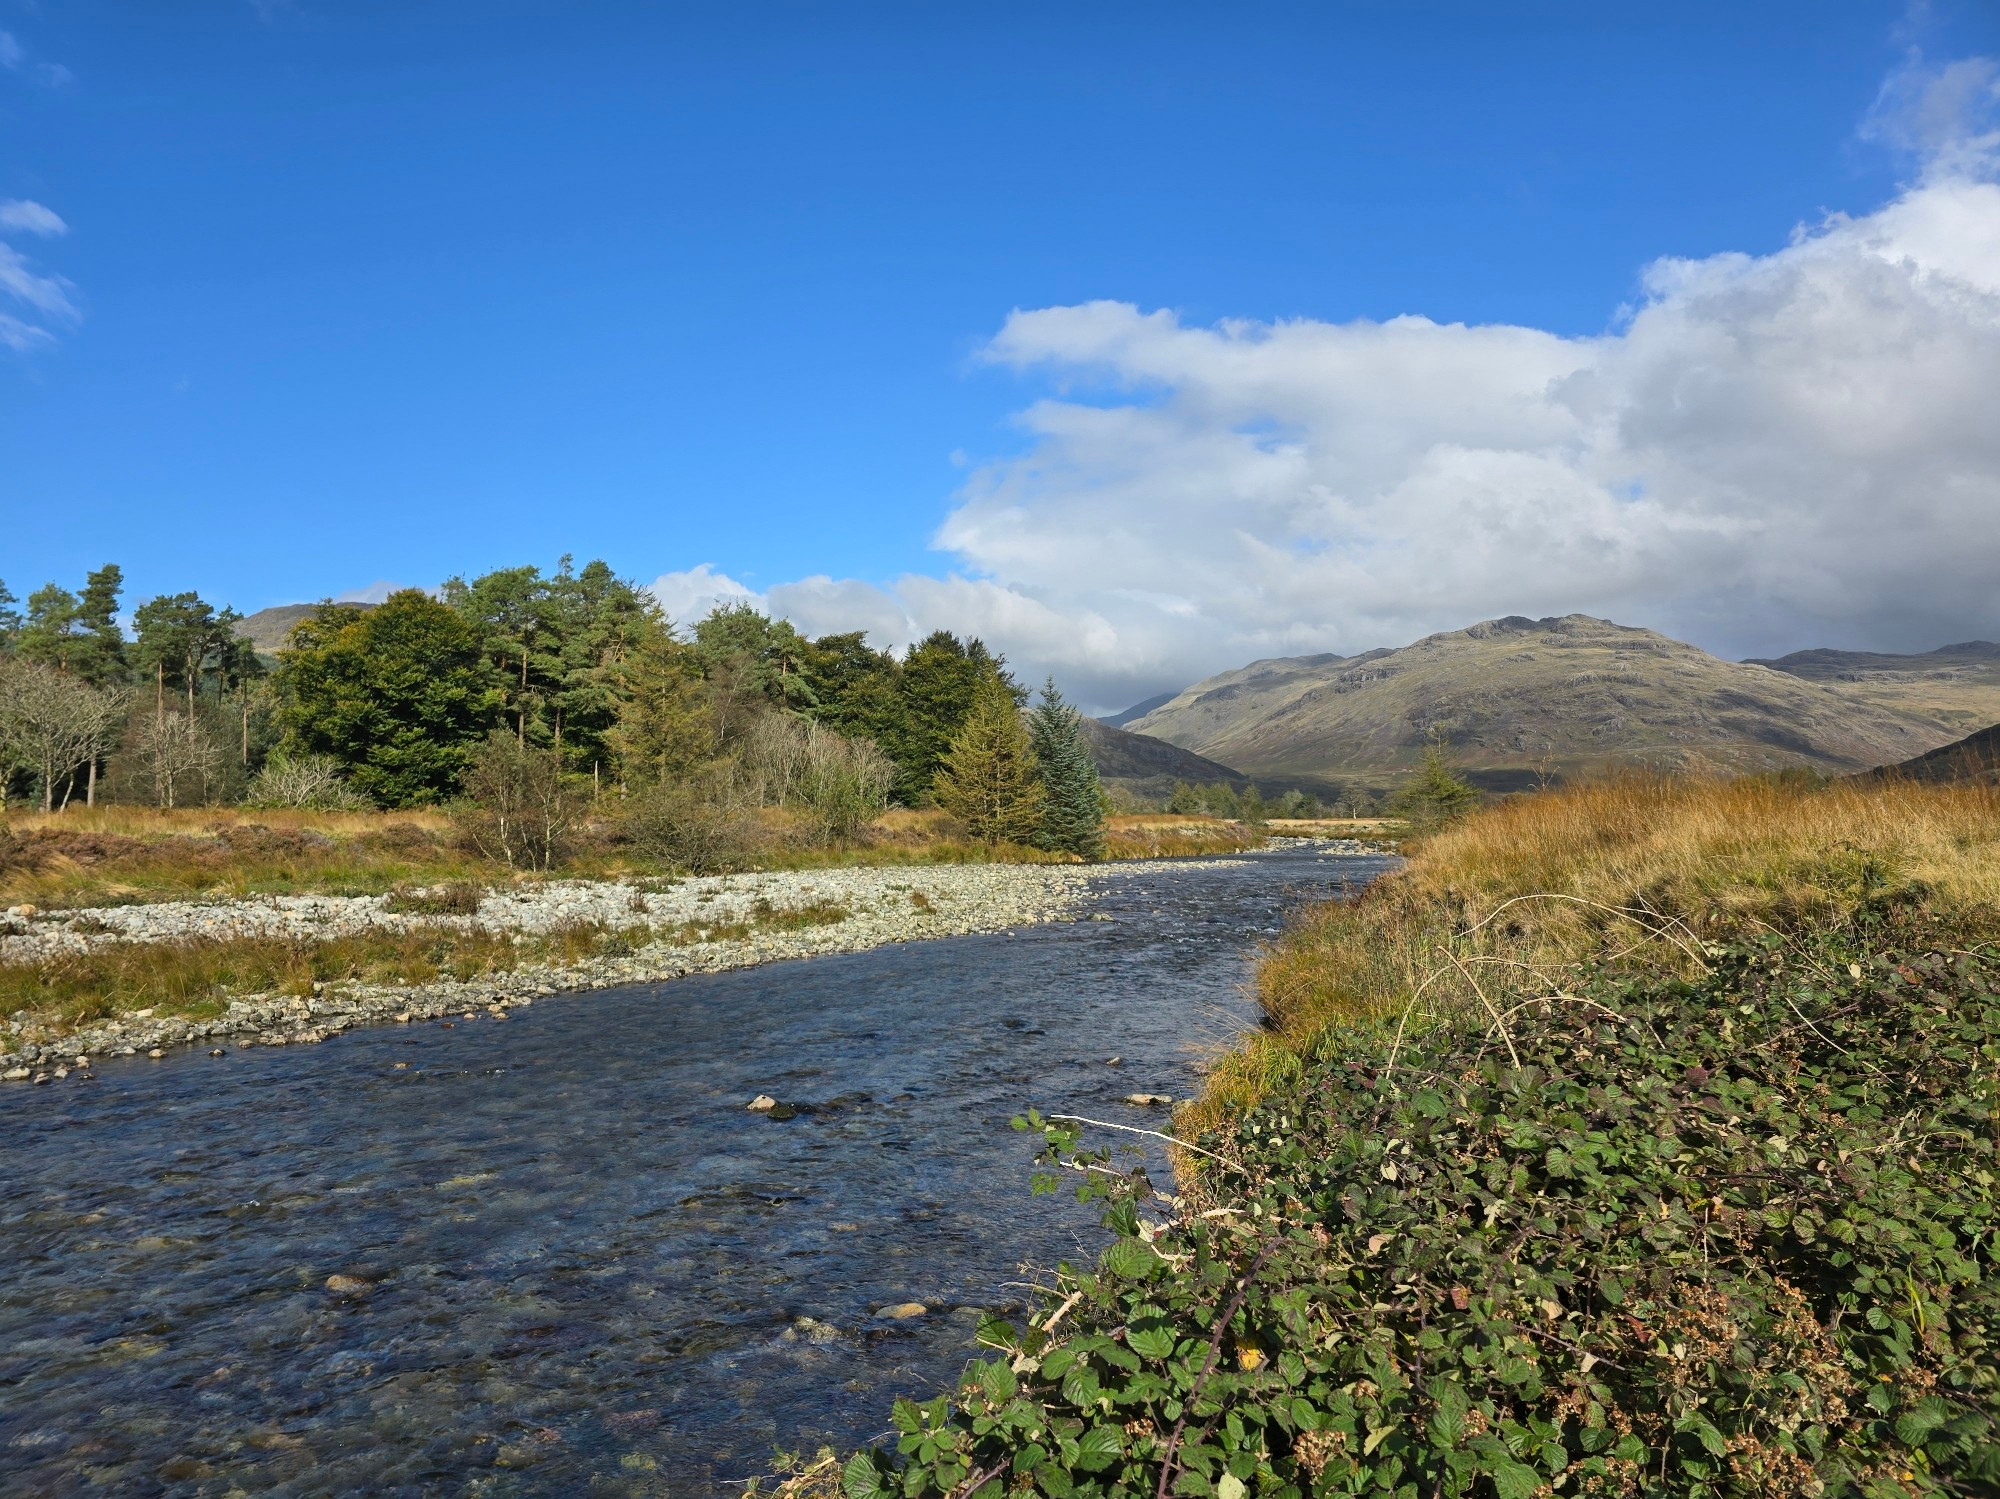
<box><xmin>840</xmin><ymin>1451</ymin><xmax>886</xmax><ymax>1499</ymax></box>
<box><xmin>1127</xmin><ymin>1318</ymin><xmax>1176</xmax><ymax>1360</ymax></box>
<box><xmin>1102</xmin><ymin>1237</ymin><xmax>1160</xmax><ymax>1280</ymax></box>
<box><xmin>1074</xmin><ymin>1425</ymin><xmax>1124</xmax><ymax>1472</ymax></box>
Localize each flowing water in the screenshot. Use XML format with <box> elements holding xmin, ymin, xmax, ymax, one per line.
<box><xmin>0</xmin><ymin>846</ymin><xmax>1392</xmax><ymax>1497</ymax></box>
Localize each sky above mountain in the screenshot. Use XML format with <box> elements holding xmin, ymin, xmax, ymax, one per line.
<box><xmin>6</xmin><ymin>2</ymin><xmax>1999</xmax><ymax>711</ymax></box>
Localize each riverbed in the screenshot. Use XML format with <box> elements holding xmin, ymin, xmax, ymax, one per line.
<box><xmin>0</xmin><ymin>845</ymin><xmax>1393</xmax><ymax>1496</ymax></box>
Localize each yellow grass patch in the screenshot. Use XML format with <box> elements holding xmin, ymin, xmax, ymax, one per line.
<box><xmin>1193</xmin><ymin>774</ymin><xmax>2000</xmax><ymax>1128</ymax></box>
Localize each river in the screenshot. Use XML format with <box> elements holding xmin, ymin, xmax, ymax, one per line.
<box><xmin>0</xmin><ymin>845</ymin><xmax>1393</xmax><ymax>1496</ymax></box>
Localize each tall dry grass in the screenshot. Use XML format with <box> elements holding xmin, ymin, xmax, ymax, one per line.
<box><xmin>1195</xmin><ymin>773</ymin><xmax>2000</xmax><ymax>1126</ymax></box>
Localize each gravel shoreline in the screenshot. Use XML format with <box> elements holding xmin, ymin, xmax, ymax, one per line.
<box><xmin>1</xmin><ymin>842</ymin><xmax>1382</xmax><ymax>1085</ymax></box>
<box><xmin>2</xmin><ymin>863</ymin><xmax>1116</xmax><ymax>1083</ymax></box>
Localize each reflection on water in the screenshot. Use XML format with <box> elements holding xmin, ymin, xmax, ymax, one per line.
<box><xmin>0</xmin><ymin>848</ymin><xmax>1391</xmax><ymax>1496</ymax></box>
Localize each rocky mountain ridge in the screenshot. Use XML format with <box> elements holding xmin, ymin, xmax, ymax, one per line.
<box><xmin>1127</xmin><ymin>614</ymin><xmax>1967</xmax><ymax>795</ymax></box>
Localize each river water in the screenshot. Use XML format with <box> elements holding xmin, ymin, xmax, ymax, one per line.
<box><xmin>0</xmin><ymin>846</ymin><xmax>1391</xmax><ymax>1497</ymax></box>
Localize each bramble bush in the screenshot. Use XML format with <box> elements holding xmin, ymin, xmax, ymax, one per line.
<box><xmin>830</xmin><ymin>900</ymin><xmax>1999</xmax><ymax>1496</ymax></box>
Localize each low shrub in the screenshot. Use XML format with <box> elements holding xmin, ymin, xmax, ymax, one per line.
<box><xmin>380</xmin><ymin>880</ymin><xmax>483</xmax><ymax>916</ymax></box>
<box><xmin>245</xmin><ymin>753</ymin><xmax>372</xmax><ymax>812</ymax></box>
<box><xmin>825</xmin><ymin>906</ymin><xmax>2000</xmax><ymax>1497</ymax></box>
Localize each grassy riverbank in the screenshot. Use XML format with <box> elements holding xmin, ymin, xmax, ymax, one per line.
<box><xmin>794</xmin><ymin>775</ymin><xmax>2000</xmax><ymax>1497</ymax></box>
<box><xmin>0</xmin><ymin>806</ymin><xmax>1265</xmax><ymax>911</ymax></box>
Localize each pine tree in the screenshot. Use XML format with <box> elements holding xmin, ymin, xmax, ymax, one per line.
<box><xmin>1391</xmin><ymin>731</ymin><xmax>1481</xmax><ymax>831</ymax></box>
<box><xmin>1026</xmin><ymin>678</ymin><xmax>1106</xmax><ymax>859</ymax></box>
<box><xmin>932</xmin><ymin>676</ymin><xmax>1045</xmax><ymax>846</ymax></box>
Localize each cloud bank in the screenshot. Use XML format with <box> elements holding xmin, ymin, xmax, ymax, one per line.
<box><xmin>654</xmin><ymin>54</ymin><xmax>2000</xmax><ymax>712</ymax></box>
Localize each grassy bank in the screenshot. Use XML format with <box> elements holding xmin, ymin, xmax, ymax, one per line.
<box><xmin>784</xmin><ymin>774</ymin><xmax>2000</xmax><ymax>1497</ymax></box>
<box><xmin>1199</xmin><ymin>773</ymin><xmax>2000</xmax><ymax>1128</ymax></box>
<box><xmin>0</xmin><ymin>806</ymin><xmax>1262</xmax><ymax>911</ymax></box>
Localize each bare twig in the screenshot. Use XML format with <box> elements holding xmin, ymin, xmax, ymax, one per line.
<box><xmin>1047</xmin><ymin>1114</ymin><xmax>1238</xmax><ymax>1168</ymax></box>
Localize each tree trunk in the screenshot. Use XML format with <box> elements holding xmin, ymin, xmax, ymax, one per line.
<box><xmin>156</xmin><ymin>662</ymin><xmax>164</xmax><ymax>725</ymax></box>
<box><xmin>87</xmin><ymin>756</ymin><xmax>97</xmax><ymax>807</ymax></box>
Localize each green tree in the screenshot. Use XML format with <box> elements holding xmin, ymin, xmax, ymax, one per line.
<box><xmin>132</xmin><ymin>592</ymin><xmax>244</xmax><ymax>713</ymax></box>
<box><xmin>882</xmin><ymin>631</ymin><xmax>1009</xmax><ymax>805</ymax></box>
<box><xmin>17</xmin><ymin>583</ymin><xmax>79</xmax><ymax>673</ymax></box>
<box><xmin>693</xmin><ymin>603</ymin><xmax>818</xmax><ymax>732</ymax></box>
<box><xmin>1391</xmin><ymin>731</ymin><xmax>1482</xmax><ymax>831</ymax></box>
<box><xmin>543</xmin><ymin>557</ymin><xmax>653</xmax><ymax>775</ymax></box>
<box><xmin>275</xmin><ymin>591</ymin><xmax>500</xmax><ymax>806</ymax></box>
<box><xmin>72</xmin><ymin>565</ymin><xmax>128</xmax><ymax>686</ymax></box>
<box><xmin>443</xmin><ymin>563</ymin><xmax>552</xmax><ymax>746</ymax></box>
<box><xmin>801</xmin><ymin>630</ymin><xmax>901</xmax><ymax>740</ymax></box>
<box><xmin>606</xmin><ymin>610</ymin><xmax>715</xmax><ymax>789</ymax></box>
<box><xmin>933</xmin><ymin>675</ymin><xmax>1045</xmax><ymax>846</ymax></box>
<box><xmin>1026</xmin><ymin>678</ymin><xmax>1106</xmax><ymax>859</ymax></box>
<box><xmin>0</xmin><ymin>578</ymin><xmax>19</xmax><ymax>646</ymax></box>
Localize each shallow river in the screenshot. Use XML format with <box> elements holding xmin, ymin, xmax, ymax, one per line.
<box><xmin>1</xmin><ymin>846</ymin><xmax>1392</xmax><ymax>1497</ymax></box>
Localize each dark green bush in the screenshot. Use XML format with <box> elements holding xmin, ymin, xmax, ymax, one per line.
<box><xmin>836</xmin><ymin>905</ymin><xmax>2000</xmax><ymax>1496</ymax></box>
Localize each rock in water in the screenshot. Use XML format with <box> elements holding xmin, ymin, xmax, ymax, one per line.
<box><xmin>1124</xmin><ymin>1092</ymin><xmax>1173</xmax><ymax>1107</ymax></box>
<box><xmin>747</xmin><ymin>1094</ymin><xmax>778</xmax><ymax>1112</ymax></box>
<box><xmin>324</xmin><ymin>1274</ymin><xmax>371</xmax><ymax>1296</ymax></box>
<box><xmin>879</xmin><ymin>1302</ymin><xmax>927</xmax><ymax>1319</ymax></box>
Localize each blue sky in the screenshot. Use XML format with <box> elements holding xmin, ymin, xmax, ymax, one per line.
<box><xmin>5</xmin><ymin>2</ymin><xmax>2000</xmax><ymax>705</ymax></box>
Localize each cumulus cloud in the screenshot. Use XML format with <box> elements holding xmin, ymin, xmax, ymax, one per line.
<box><xmin>647</xmin><ymin>563</ymin><xmax>762</xmax><ymax>628</ymax></box>
<box><xmin>666</xmin><ymin>54</ymin><xmax>2000</xmax><ymax>712</ymax></box>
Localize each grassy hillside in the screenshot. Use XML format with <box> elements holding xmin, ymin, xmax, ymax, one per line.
<box><xmin>1867</xmin><ymin>721</ymin><xmax>2000</xmax><ymax>785</ymax></box>
<box><xmin>1080</xmin><ymin>716</ymin><xmax>1247</xmax><ymax>801</ymax></box>
<box><xmin>1751</xmin><ymin>640</ymin><xmax>2000</xmax><ymax>736</ymax></box>
<box><xmin>1127</xmin><ymin>616</ymin><xmax>1958</xmax><ymax>797</ymax></box>
<box><xmin>233</xmin><ymin>601</ymin><xmax>374</xmax><ymax>655</ymax></box>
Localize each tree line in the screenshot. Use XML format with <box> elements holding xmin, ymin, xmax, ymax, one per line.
<box><xmin>0</xmin><ymin>559</ymin><xmax>1106</xmax><ymax>860</ymax></box>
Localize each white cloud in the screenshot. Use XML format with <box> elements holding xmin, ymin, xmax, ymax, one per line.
<box><xmin>646</xmin><ymin>563</ymin><xmax>762</xmax><ymax>630</ymax></box>
<box><xmin>0</xmin><ymin>200</ymin><xmax>67</xmax><ymax>237</ymax></box>
<box><xmin>667</xmin><ymin>54</ymin><xmax>2000</xmax><ymax>713</ymax></box>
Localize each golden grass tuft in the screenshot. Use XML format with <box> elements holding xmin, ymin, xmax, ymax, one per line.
<box><xmin>1192</xmin><ymin>773</ymin><xmax>2000</xmax><ymax>1129</ymax></box>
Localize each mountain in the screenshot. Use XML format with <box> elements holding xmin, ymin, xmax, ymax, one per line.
<box><xmin>1746</xmin><ymin>641</ymin><xmax>2000</xmax><ymax>738</ymax></box>
<box><xmin>234</xmin><ymin>602</ymin><xmax>374</xmax><ymax>656</ymax></box>
<box><xmin>1098</xmin><ymin>690</ymin><xmax>1180</xmax><ymax>729</ymax></box>
<box><xmin>1864</xmin><ymin>722</ymin><xmax>2000</xmax><ymax>785</ymax></box>
<box><xmin>1079</xmin><ymin>717</ymin><xmax>1246</xmax><ymax>800</ymax></box>
<box><xmin>1127</xmin><ymin>615</ymin><xmax>1959</xmax><ymax>796</ymax></box>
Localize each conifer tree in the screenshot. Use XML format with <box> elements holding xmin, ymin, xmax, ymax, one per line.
<box><xmin>1390</xmin><ymin>730</ymin><xmax>1481</xmax><ymax>831</ymax></box>
<box><xmin>1026</xmin><ymin>678</ymin><xmax>1106</xmax><ymax>859</ymax></box>
<box><xmin>933</xmin><ymin>675</ymin><xmax>1045</xmax><ymax>846</ymax></box>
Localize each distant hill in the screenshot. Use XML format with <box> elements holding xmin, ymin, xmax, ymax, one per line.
<box><xmin>1746</xmin><ymin>641</ymin><xmax>2000</xmax><ymax>737</ymax></box>
<box><xmin>1864</xmin><ymin>722</ymin><xmax>2000</xmax><ymax>785</ymax></box>
<box><xmin>1080</xmin><ymin>717</ymin><xmax>1246</xmax><ymax>801</ymax></box>
<box><xmin>1099</xmin><ymin>690</ymin><xmax>1180</xmax><ymax>729</ymax></box>
<box><xmin>234</xmin><ymin>602</ymin><xmax>374</xmax><ymax>656</ymax></box>
<box><xmin>1127</xmin><ymin>615</ymin><xmax>1959</xmax><ymax>797</ymax></box>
